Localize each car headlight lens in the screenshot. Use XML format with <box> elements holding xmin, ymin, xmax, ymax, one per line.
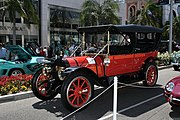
<box><xmin>165</xmin><ymin>82</ymin><xmax>174</xmax><ymax>92</ymax></box>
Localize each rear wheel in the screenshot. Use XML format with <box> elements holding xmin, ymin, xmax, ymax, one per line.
<box><xmin>61</xmin><ymin>71</ymin><xmax>94</xmax><ymax>111</ymax></box>
<box><xmin>9</xmin><ymin>69</ymin><xmax>24</xmax><ymax>76</ymax></box>
<box><xmin>143</xmin><ymin>62</ymin><xmax>158</xmax><ymax>86</ymax></box>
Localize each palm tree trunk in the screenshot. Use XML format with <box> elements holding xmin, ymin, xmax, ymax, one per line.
<box><xmin>12</xmin><ymin>17</ymin><xmax>16</xmax><ymax>45</ymax></box>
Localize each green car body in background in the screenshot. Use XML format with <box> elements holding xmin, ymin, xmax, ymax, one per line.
<box><xmin>0</xmin><ymin>45</ymin><xmax>44</xmax><ymax>76</ymax></box>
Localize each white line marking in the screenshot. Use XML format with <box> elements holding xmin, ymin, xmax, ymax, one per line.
<box><xmin>98</xmin><ymin>93</ymin><xmax>163</xmax><ymax>120</ymax></box>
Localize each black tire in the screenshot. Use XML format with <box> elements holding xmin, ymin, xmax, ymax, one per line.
<box><xmin>169</xmin><ymin>102</ymin><xmax>179</xmax><ymax>107</ymax></box>
<box><xmin>8</xmin><ymin>69</ymin><xmax>24</xmax><ymax>76</ymax></box>
<box><xmin>173</xmin><ymin>65</ymin><xmax>179</xmax><ymax>71</ymax></box>
<box><xmin>61</xmin><ymin>71</ymin><xmax>94</xmax><ymax>111</ymax></box>
<box><xmin>143</xmin><ymin>62</ymin><xmax>158</xmax><ymax>86</ymax></box>
<box><xmin>31</xmin><ymin>69</ymin><xmax>58</xmax><ymax>101</ymax></box>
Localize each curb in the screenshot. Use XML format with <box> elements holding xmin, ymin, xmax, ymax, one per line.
<box><xmin>0</xmin><ymin>91</ymin><xmax>34</xmax><ymax>104</ymax></box>
<box><xmin>0</xmin><ymin>65</ymin><xmax>173</xmax><ymax>104</ymax></box>
<box><xmin>158</xmin><ymin>65</ymin><xmax>172</xmax><ymax>70</ymax></box>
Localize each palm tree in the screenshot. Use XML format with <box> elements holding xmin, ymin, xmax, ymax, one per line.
<box><xmin>131</xmin><ymin>0</ymin><xmax>162</xmax><ymax>28</ymax></box>
<box><xmin>80</xmin><ymin>0</ymin><xmax>119</xmax><ymax>26</ymax></box>
<box><xmin>172</xmin><ymin>16</ymin><xmax>180</xmax><ymax>42</ymax></box>
<box><xmin>23</xmin><ymin>0</ymin><xmax>39</xmax><ymax>26</ymax></box>
<box><xmin>1</xmin><ymin>0</ymin><xmax>39</xmax><ymax>45</ymax></box>
<box><xmin>163</xmin><ymin>16</ymin><xmax>180</xmax><ymax>42</ymax></box>
<box><xmin>99</xmin><ymin>0</ymin><xmax>119</xmax><ymax>25</ymax></box>
<box><xmin>80</xmin><ymin>0</ymin><xmax>100</xmax><ymax>26</ymax></box>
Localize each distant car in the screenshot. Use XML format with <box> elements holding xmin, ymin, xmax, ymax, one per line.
<box><xmin>158</xmin><ymin>40</ymin><xmax>178</xmax><ymax>53</ymax></box>
<box><xmin>164</xmin><ymin>76</ymin><xmax>180</xmax><ymax>107</ymax></box>
<box><xmin>0</xmin><ymin>45</ymin><xmax>45</xmax><ymax>76</ymax></box>
<box><xmin>171</xmin><ymin>52</ymin><xmax>180</xmax><ymax>71</ymax></box>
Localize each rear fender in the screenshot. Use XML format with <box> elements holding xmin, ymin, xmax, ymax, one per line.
<box><xmin>141</xmin><ymin>57</ymin><xmax>155</xmax><ymax>69</ymax></box>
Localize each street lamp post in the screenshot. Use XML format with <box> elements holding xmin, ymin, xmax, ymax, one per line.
<box><xmin>169</xmin><ymin>0</ymin><xmax>173</xmax><ymax>54</ymax></box>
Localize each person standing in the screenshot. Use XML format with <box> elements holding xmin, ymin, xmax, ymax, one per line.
<box><xmin>39</xmin><ymin>46</ymin><xmax>45</xmax><ymax>57</ymax></box>
<box><xmin>0</xmin><ymin>43</ymin><xmax>7</xmax><ymax>59</ymax></box>
<box><xmin>63</xmin><ymin>46</ymin><xmax>69</xmax><ymax>58</ymax></box>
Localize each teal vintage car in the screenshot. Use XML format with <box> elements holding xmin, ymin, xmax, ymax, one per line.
<box><xmin>0</xmin><ymin>45</ymin><xmax>45</xmax><ymax>76</ymax></box>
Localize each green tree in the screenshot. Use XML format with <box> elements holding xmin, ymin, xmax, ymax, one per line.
<box><xmin>131</xmin><ymin>0</ymin><xmax>162</xmax><ymax>28</ymax></box>
<box><xmin>80</xmin><ymin>0</ymin><xmax>99</xmax><ymax>26</ymax></box>
<box><xmin>163</xmin><ymin>16</ymin><xmax>180</xmax><ymax>42</ymax></box>
<box><xmin>1</xmin><ymin>0</ymin><xmax>39</xmax><ymax>45</ymax></box>
<box><xmin>80</xmin><ymin>0</ymin><xmax>119</xmax><ymax>26</ymax></box>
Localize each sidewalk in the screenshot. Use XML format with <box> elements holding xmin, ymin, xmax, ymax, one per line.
<box><xmin>0</xmin><ymin>65</ymin><xmax>172</xmax><ymax>104</ymax></box>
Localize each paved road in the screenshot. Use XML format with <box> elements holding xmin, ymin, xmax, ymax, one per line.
<box><xmin>0</xmin><ymin>68</ymin><xmax>180</xmax><ymax>120</ymax></box>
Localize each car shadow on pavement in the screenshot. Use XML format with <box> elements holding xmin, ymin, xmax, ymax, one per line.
<box><xmin>32</xmin><ymin>84</ymin><xmax>167</xmax><ymax>120</ymax></box>
<box><xmin>169</xmin><ymin>107</ymin><xmax>180</xmax><ymax>119</ymax></box>
<box><xmin>32</xmin><ymin>97</ymin><xmax>71</xmax><ymax>118</ymax></box>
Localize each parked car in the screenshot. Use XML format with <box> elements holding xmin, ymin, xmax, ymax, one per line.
<box><xmin>31</xmin><ymin>24</ymin><xmax>163</xmax><ymax>111</ymax></box>
<box><xmin>171</xmin><ymin>51</ymin><xmax>180</xmax><ymax>71</ymax></box>
<box><xmin>0</xmin><ymin>45</ymin><xmax>45</xmax><ymax>77</ymax></box>
<box><xmin>158</xmin><ymin>40</ymin><xmax>179</xmax><ymax>53</ymax></box>
<box><xmin>164</xmin><ymin>76</ymin><xmax>180</xmax><ymax>107</ymax></box>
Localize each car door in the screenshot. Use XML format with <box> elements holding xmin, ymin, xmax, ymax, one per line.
<box><xmin>106</xmin><ymin>54</ymin><xmax>134</xmax><ymax>77</ymax></box>
<box><xmin>105</xmin><ymin>45</ymin><xmax>134</xmax><ymax>77</ymax></box>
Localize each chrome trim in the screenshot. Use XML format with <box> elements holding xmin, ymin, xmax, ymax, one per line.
<box><xmin>172</xmin><ymin>97</ymin><xmax>180</xmax><ymax>102</ymax></box>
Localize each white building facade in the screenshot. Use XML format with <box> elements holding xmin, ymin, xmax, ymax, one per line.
<box><xmin>40</xmin><ymin>0</ymin><xmax>86</xmax><ymax>47</ymax></box>
<box><xmin>162</xmin><ymin>3</ymin><xmax>180</xmax><ymax>24</ymax></box>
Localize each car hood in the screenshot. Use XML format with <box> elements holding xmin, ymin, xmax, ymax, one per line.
<box><xmin>6</xmin><ymin>45</ymin><xmax>31</xmax><ymax>60</ymax></box>
<box><xmin>170</xmin><ymin>76</ymin><xmax>180</xmax><ymax>85</ymax></box>
<box><xmin>0</xmin><ymin>59</ymin><xmax>15</xmax><ymax>64</ymax></box>
<box><xmin>65</xmin><ymin>56</ymin><xmax>88</xmax><ymax>66</ymax></box>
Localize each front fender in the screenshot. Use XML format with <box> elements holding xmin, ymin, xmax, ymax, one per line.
<box><xmin>62</xmin><ymin>66</ymin><xmax>97</xmax><ymax>78</ymax></box>
<box><xmin>62</xmin><ymin>66</ymin><xmax>81</xmax><ymax>76</ymax></box>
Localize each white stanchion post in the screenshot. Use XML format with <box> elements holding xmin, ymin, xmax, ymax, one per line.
<box><xmin>113</xmin><ymin>76</ymin><xmax>118</xmax><ymax>120</ymax></box>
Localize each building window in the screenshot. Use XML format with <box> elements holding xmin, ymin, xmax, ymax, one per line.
<box><xmin>129</xmin><ymin>5</ymin><xmax>136</xmax><ymax>18</ymax></box>
<box><xmin>49</xmin><ymin>6</ymin><xmax>80</xmax><ymax>45</ymax></box>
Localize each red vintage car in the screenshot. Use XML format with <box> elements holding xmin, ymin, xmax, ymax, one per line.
<box><xmin>164</xmin><ymin>76</ymin><xmax>180</xmax><ymax>107</ymax></box>
<box><xmin>31</xmin><ymin>24</ymin><xmax>163</xmax><ymax>111</ymax></box>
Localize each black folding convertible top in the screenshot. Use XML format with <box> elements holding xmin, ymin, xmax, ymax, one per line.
<box><xmin>77</xmin><ymin>24</ymin><xmax>163</xmax><ymax>34</ymax></box>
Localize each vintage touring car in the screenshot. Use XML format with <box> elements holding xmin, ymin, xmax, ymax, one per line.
<box><xmin>31</xmin><ymin>24</ymin><xmax>163</xmax><ymax>111</ymax></box>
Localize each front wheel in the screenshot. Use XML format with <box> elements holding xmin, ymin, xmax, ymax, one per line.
<box><xmin>61</xmin><ymin>71</ymin><xmax>94</xmax><ymax>111</ymax></box>
<box><xmin>143</xmin><ymin>62</ymin><xmax>158</xmax><ymax>86</ymax></box>
<box><xmin>31</xmin><ymin>69</ymin><xmax>58</xmax><ymax>101</ymax></box>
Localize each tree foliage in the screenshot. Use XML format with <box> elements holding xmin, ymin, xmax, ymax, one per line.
<box><xmin>1</xmin><ymin>0</ymin><xmax>39</xmax><ymax>45</ymax></box>
<box><xmin>130</xmin><ymin>0</ymin><xmax>162</xmax><ymax>28</ymax></box>
<box><xmin>80</xmin><ymin>0</ymin><xmax>120</xmax><ymax>26</ymax></box>
<box><xmin>163</xmin><ymin>16</ymin><xmax>180</xmax><ymax>42</ymax></box>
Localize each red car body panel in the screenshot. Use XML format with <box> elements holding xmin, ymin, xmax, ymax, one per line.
<box><xmin>65</xmin><ymin>51</ymin><xmax>158</xmax><ymax>78</ymax></box>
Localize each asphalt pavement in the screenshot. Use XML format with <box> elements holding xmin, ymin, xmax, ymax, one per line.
<box><xmin>0</xmin><ymin>65</ymin><xmax>173</xmax><ymax>104</ymax></box>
